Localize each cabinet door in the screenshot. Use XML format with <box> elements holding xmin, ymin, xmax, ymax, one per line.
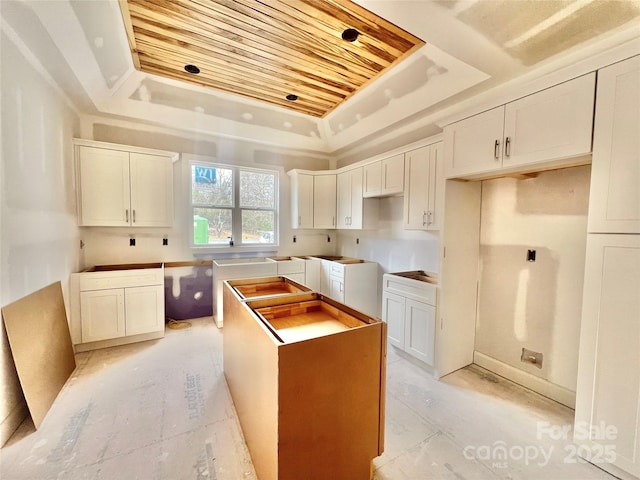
<box><xmin>329</xmin><ymin>277</ymin><xmax>344</xmax><ymax>303</ymax></box>
<box><xmin>404</xmin><ymin>146</ymin><xmax>430</xmax><ymax>230</ymax></box>
<box><xmin>404</xmin><ymin>299</ymin><xmax>436</xmax><ymax>366</ymax></box>
<box><xmin>80</xmin><ymin>288</ymin><xmax>126</xmax><ymax>343</ymax></box>
<box><xmin>348</xmin><ymin>168</ymin><xmax>364</xmax><ymax>229</ymax></box>
<box><xmin>336</xmin><ymin>170</ymin><xmax>352</xmax><ymax>229</ymax></box>
<box><xmin>381</xmin><ymin>153</ymin><xmax>404</xmax><ymax>195</ymax></box>
<box><xmin>363</xmin><ymin>161</ymin><xmax>382</xmax><ymax>197</ymax></box>
<box><xmin>575</xmin><ymin>234</ymin><xmax>640</xmax><ymax>477</ymax></box>
<box><xmin>313</xmin><ymin>174</ymin><xmax>336</xmax><ymax>228</ymax></box>
<box><xmin>319</xmin><ymin>260</ymin><xmax>332</xmax><ymax>296</ymax></box>
<box><xmin>503</xmin><ymin>73</ymin><xmax>595</xmax><ymax>169</ymax></box>
<box><xmin>588</xmin><ymin>57</ymin><xmax>640</xmax><ymax>234</ymax></box>
<box><xmin>124</xmin><ymin>285</ymin><xmax>164</xmax><ymax>336</ymax></box>
<box><xmin>291</xmin><ymin>173</ymin><xmax>314</xmax><ymax>229</ymax></box>
<box><xmin>77</xmin><ymin>146</ymin><xmax>130</xmax><ymax>226</ymax></box>
<box><xmin>382</xmin><ymin>291</ymin><xmax>405</xmax><ymax>349</ymax></box>
<box><xmin>129</xmin><ymin>153</ymin><xmax>173</xmax><ymax>227</ymax></box>
<box><xmin>443</xmin><ymin>106</ymin><xmax>505</xmax><ymax>178</ymax></box>
<box><xmin>426</xmin><ymin>142</ymin><xmax>444</xmax><ymax>230</ymax></box>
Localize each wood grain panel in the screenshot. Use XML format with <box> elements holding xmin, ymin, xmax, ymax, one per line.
<box><xmin>119</xmin><ymin>0</ymin><xmax>424</xmax><ymax>117</ymax></box>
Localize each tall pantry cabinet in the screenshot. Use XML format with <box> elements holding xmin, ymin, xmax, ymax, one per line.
<box><xmin>574</xmin><ymin>55</ymin><xmax>640</xmax><ymax>479</ymax></box>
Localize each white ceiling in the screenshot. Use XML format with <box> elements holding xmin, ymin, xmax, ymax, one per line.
<box><xmin>2</xmin><ymin>0</ymin><xmax>640</xmax><ymax>156</ymax></box>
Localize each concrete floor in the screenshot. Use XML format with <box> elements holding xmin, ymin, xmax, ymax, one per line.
<box><xmin>1</xmin><ymin>317</ymin><xmax>614</xmax><ymax>480</ymax></box>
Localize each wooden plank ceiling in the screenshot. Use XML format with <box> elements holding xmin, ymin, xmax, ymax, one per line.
<box><xmin>119</xmin><ymin>0</ymin><xmax>424</xmax><ymax>117</ymax></box>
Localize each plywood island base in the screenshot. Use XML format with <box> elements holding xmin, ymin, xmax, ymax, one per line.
<box><xmin>223</xmin><ymin>283</ymin><xmax>387</xmax><ymax>480</ymax></box>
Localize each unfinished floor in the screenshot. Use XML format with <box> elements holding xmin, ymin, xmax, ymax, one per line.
<box><xmin>1</xmin><ymin>317</ymin><xmax>613</xmax><ymax>480</ymax></box>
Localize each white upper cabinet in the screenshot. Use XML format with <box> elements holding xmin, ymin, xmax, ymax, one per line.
<box><xmin>404</xmin><ymin>142</ymin><xmax>444</xmax><ymax>230</ymax></box>
<box><xmin>444</xmin><ymin>106</ymin><xmax>505</xmax><ymax>178</ymax></box>
<box><xmin>363</xmin><ymin>153</ymin><xmax>405</xmax><ymax>197</ymax></box>
<box><xmin>588</xmin><ymin>56</ymin><xmax>640</xmax><ymax>234</ymax></box>
<box><xmin>77</xmin><ymin>146</ymin><xmax>131</xmax><ymax>226</ymax></box>
<box><xmin>128</xmin><ymin>152</ymin><xmax>173</xmax><ymax>227</ymax></box>
<box><xmin>289</xmin><ymin>171</ymin><xmax>314</xmax><ymax>229</ymax></box>
<box><xmin>363</xmin><ymin>161</ymin><xmax>382</xmax><ymax>197</ymax></box>
<box><xmin>502</xmin><ymin>73</ymin><xmax>595</xmax><ymax>168</ymax></box>
<box><xmin>444</xmin><ymin>73</ymin><xmax>595</xmax><ymax>178</ymax></box>
<box><xmin>75</xmin><ymin>140</ymin><xmax>175</xmax><ymax>227</ymax></box>
<box><xmin>313</xmin><ymin>173</ymin><xmax>337</xmax><ymax>229</ymax></box>
<box><xmin>337</xmin><ymin>167</ymin><xmax>378</xmax><ymax>230</ymax></box>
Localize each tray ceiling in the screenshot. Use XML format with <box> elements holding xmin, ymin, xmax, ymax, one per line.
<box><xmin>119</xmin><ymin>0</ymin><xmax>424</xmax><ymax>117</ymax></box>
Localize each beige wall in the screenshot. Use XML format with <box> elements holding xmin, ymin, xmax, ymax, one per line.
<box><xmin>1</xmin><ymin>32</ymin><xmax>81</xmax><ymax>444</ymax></box>
<box><xmin>475</xmin><ymin>165</ymin><xmax>591</xmax><ymax>392</ymax></box>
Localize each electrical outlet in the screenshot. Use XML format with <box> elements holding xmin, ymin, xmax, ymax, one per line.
<box><xmin>327</xmin><ymin>235</ymin><xmax>331</xmax><ymax>242</ymax></box>
<box><xmin>527</xmin><ymin>249</ymin><xmax>536</xmax><ymax>262</ymax></box>
<box><xmin>356</xmin><ymin>238</ymin><xmax>360</xmax><ymax>245</ymax></box>
<box><xmin>163</xmin><ymin>237</ymin><xmax>168</xmax><ymax>246</ymax></box>
<box><xmin>521</xmin><ymin>348</ymin><xmax>543</xmax><ymax>368</ymax></box>
<box><xmin>130</xmin><ymin>238</ymin><xmax>136</xmax><ymax>246</ymax></box>
<box><xmin>293</xmin><ymin>235</ymin><xmax>297</xmax><ymax>243</ymax></box>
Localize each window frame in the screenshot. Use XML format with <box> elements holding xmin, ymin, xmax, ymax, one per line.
<box><xmin>189</xmin><ymin>160</ymin><xmax>279</xmax><ymax>252</ymax></box>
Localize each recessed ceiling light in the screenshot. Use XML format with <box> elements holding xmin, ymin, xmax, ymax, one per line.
<box><xmin>184</xmin><ymin>64</ymin><xmax>200</xmax><ymax>74</ymax></box>
<box><xmin>341</xmin><ymin>28</ymin><xmax>359</xmax><ymax>42</ymax></box>
<box><xmin>286</xmin><ymin>94</ymin><xmax>298</xmax><ymax>101</ymax></box>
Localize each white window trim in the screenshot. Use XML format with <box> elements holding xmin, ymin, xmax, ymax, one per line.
<box><xmin>186</xmin><ymin>157</ymin><xmax>280</xmax><ymax>254</ymax></box>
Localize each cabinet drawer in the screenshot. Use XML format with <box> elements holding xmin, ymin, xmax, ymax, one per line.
<box><xmin>277</xmin><ymin>261</ymin><xmax>305</xmax><ymax>275</ymax></box>
<box><xmin>329</xmin><ymin>263</ymin><xmax>345</xmax><ymax>279</ymax></box>
<box><xmin>383</xmin><ymin>276</ymin><xmax>436</xmax><ymax>305</ymax></box>
<box><xmin>79</xmin><ymin>268</ymin><xmax>163</xmax><ymax>291</ymax></box>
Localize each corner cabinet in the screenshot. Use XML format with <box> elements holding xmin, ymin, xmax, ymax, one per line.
<box><xmin>404</xmin><ymin>142</ymin><xmax>443</xmax><ymax>230</ymax></box>
<box><xmin>444</xmin><ymin>73</ymin><xmax>595</xmax><ymax>179</ymax></box>
<box><xmin>74</xmin><ymin>139</ymin><xmax>176</xmax><ymax>227</ymax></box>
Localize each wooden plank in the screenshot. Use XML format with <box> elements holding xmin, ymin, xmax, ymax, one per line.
<box><xmin>120</xmin><ymin>0</ymin><xmax>423</xmax><ymax>116</ymax></box>
<box><xmin>1</xmin><ymin>282</ymin><xmax>76</xmax><ymax>429</ymax></box>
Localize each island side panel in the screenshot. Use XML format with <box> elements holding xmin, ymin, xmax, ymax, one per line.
<box><xmin>277</xmin><ymin>322</ymin><xmax>385</xmax><ymax>480</ymax></box>
<box><xmin>222</xmin><ymin>284</ymin><xmax>278</xmax><ymax>480</ymax></box>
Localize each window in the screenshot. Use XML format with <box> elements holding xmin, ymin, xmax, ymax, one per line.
<box><xmin>191</xmin><ymin>163</ymin><xmax>278</xmax><ymax>248</ymax></box>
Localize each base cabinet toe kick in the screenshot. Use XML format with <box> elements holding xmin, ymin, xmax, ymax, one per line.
<box><xmin>223</xmin><ymin>283</ymin><xmax>387</xmax><ymax>480</ymax></box>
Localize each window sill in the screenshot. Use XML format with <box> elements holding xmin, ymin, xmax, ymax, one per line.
<box><xmin>191</xmin><ymin>244</ymin><xmax>279</xmax><ymax>257</ymax></box>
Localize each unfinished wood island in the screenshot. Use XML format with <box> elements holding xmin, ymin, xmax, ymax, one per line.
<box><xmin>223</xmin><ymin>283</ymin><xmax>387</xmax><ymax>480</ymax></box>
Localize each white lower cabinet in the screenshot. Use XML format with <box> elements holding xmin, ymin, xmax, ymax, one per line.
<box><xmin>404</xmin><ymin>298</ymin><xmax>436</xmax><ymax>365</ymax></box>
<box><xmin>318</xmin><ymin>259</ymin><xmax>379</xmax><ymax>317</ymax></box>
<box><xmin>80</xmin><ymin>289</ymin><xmax>125</xmax><ymax>343</ymax></box>
<box><xmin>71</xmin><ymin>264</ymin><xmax>165</xmax><ymax>350</ymax></box>
<box><xmin>575</xmin><ymin>234</ymin><xmax>640</xmax><ymax>478</ymax></box>
<box><xmin>382</xmin><ymin>273</ymin><xmax>437</xmax><ymax>367</ymax></box>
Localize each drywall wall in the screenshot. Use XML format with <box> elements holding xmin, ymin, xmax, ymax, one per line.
<box><xmin>337</xmin><ymin>196</ymin><xmax>441</xmax><ymax>275</ymax></box>
<box><xmin>78</xmin><ymin>121</ymin><xmax>337</xmax><ymax>268</ymax></box>
<box><xmin>475</xmin><ymin>166</ymin><xmax>590</xmax><ymax>393</ymax></box>
<box><xmin>1</xmin><ymin>31</ymin><xmax>81</xmax><ymax>444</ymax></box>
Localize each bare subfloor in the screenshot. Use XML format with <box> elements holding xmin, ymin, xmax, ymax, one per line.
<box><xmin>1</xmin><ymin>317</ymin><xmax>613</xmax><ymax>480</ymax></box>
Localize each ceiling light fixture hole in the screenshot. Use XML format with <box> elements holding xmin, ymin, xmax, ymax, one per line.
<box><xmin>286</xmin><ymin>94</ymin><xmax>298</xmax><ymax>101</ymax></box>
<box><xmin>184</xmin><ymin>64</ymin><xmax>200</xmax><ymax>74</ymax></box>
<box><xmin>341</xmin><ymin>28</ymin><xmax>360</xmax><ymax>42</ymax></box>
